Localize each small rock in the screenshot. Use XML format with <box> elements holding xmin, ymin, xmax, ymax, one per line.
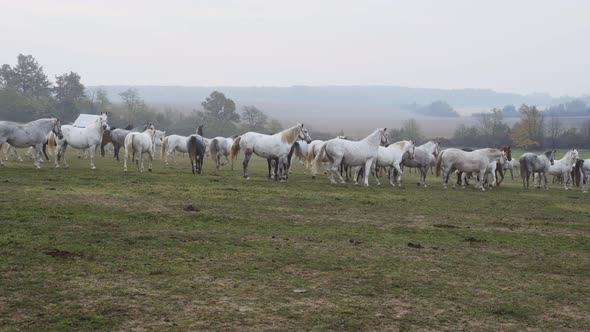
<box><xmin>407</xmin><ymin>242</ymin><xmax>422</xmax><ymax>249</ymax></box>
<box><xmin>293</xmin><ymin>289</ymin><xmax>307</xmax><ymax>293</ymax></box>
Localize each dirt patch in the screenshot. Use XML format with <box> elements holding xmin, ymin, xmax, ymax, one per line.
<box><xmin>433</xmin><ymin>224</ymin><xmax>458</xmax><ymax>229</ymax></box>
<box><xmin>463</xmin><ymin>237</ymin><xmax>487</xmax><ymax>243</ymax></box>
<box><xmin>43</xmin><ymin>249</ymin><xmax>80</xmax><ymax>258</ymax></box>
<box><xmin>220</xmin><ymin>188</ymin><xmax>239</xmax><ymax>192</ymax></box>
<box><xmin>184</xmin><ymin>204</ymin><xmax>201</xmax><ymax>212</ymax></box>
<box><xmin>407</xmin><ymin>242</ymin><xmax>423</xmax><ymax>249</ymax></box>
<box><xmin>349</xmin><ymin>239</ymin><xmax>362</xmax><ymax>245</ymax></box>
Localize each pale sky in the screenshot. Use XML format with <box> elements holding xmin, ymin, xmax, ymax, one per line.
<box><xmin>1</xmin><ymin>0</ymin><xmax>588</xmax><ymax>96</ymax></box>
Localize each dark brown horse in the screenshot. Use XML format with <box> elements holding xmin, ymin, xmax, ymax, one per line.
<box><xmin>494</xmin><ymin>145</ymin><xmax>512</xmax><ymax>186</ymax></box>
<box><xmin>100</xmin><ymin>124</ymin><xmax>133</xmax><ymax>161</ymax></box>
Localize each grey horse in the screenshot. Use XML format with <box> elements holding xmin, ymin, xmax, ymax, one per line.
<box><xmin>519</xmin><ymin>150</ymin><xmax>555</xmax><ymax>190</ymax></box>
<box><xmin>187</xmin><ymin>134</ymin><xmax>206</xmax><ymax>175</ymax></box>
<box><xmin>0</xmin><ymin>118</ymin><xmax>62</xmax><ymax>168</ymax></box>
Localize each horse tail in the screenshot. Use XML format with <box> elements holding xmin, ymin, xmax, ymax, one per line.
<box><xmin>288</xmin><ymin>142</ymin><xmax>299</xmax><ymax>167</ymax></box>
<box><xmin>127</xmin><ymin>134</ymin><xmax>135</xmax><ymax>160</ymax></box>
<box><xmin>311</xmin><ymin>142</ymin><xmax>328</xmax><ymax>177</ymax></box>
<box><xmin>210</xmin><ymin>138</ymin><xmax>219</xmax><ymax>161</ymax></box>
<box><xmin>42</xmin><ymin>138</ymin><xmax>50</xmax><ymax>160</ymax></box>
<box><xmin>188</xmin><ymin>136</ymin><xmax>197</xmax><ymax>174</ymax></box>
<box><xmin>574</xmin><ymin>159</ymin><xmax>584</xmax><ymax>187</ymax></box>
<box><xmin>160</xmin><ymin>136</ymin><xmax>168</xmax><ymax>160</ymax></box>
<box><xmin>306</xmin><ymin>144</ymin><xmax>316</xmax><ymax>168</ymax></box>
<box><xmin>46</xmin><ymin>132</ymin><xmax>56</xmax><ymax>157</ymax></box>
<box><xmin>230</xmin><ymin>136</ymin><xmax>241</xmax><ymax>160</ymax></box>
<box><xmin>100</xmin><ymin>130</ymin><xmax>110</xmax><ymax>157</ymax></box>
<box><xmin>435</xmin><ymin>150</ymin><xmax>444</xmax><ymax>177</ymax></box>
<box><xmin>519</xmin><ymin>158</ymin><xmax>527</xmax><ymax>178</ymax></box>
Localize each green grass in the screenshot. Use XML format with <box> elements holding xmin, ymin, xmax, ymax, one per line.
<box><xmin>0</xmin><ymin>151</ymin><xmax>589</xmax><ymax>331</ymax></box>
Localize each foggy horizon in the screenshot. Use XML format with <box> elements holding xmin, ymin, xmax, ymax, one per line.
<box><xmin>1</xmin><ymin>1</ymin><xmax>589</xmax><ymax>97</ymax></box>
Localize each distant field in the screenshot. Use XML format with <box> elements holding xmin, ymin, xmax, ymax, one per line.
<box><xmin>0</xmin><ymin>151</ymin><xmax>589</xmax><ymax>331</ymax></box>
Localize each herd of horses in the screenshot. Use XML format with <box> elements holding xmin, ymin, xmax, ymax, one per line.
<box><xmin>1</xmin><ymin>114</ymin><xmax>589</xmax><ymax>192</ymax></box>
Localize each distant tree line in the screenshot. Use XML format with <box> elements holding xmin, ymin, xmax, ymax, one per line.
<box><xmin>455</xmin><ymin>104</ymin><xmax>590</xmax><ymax>149</ymax></box>
<box><xmin>0</xmin><ymin>54</ymin><xmax>283</xmax><ymax>137</ymax></box>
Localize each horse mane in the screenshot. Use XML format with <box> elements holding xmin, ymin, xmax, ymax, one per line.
<box><xmin>280</xmin><ymin>125</ymin><xmax>300</xmax><ymax>144</ymax></box>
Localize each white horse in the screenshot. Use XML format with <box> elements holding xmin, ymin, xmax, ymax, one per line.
<box><xmin>401</xmin><ymin>141</ymin><xmax>440</xmax><ymax>187</ymax></box>
<box><xmin>537</xmin><ymin>149</ymin><xmax>579</xmax><ymax>190</ymax></box>
<box><xmin>231</xmin><ymin>124</ymin><xmax>312</xmax><ymax>180</ymax></box>
<box><xmin>462</xmin><ymin>150</ymin><xmax>508</xmax><ymax>189</ymax></box>
<box><xmin>124</xmin><ymin>124</ymin><xmax>156</xmax><ymax>172</ymax></box>
<box><xmin>153</xmin><ymin>130</ymin><xmax>166</xmax><ymax>150</ymax></box>
<box><xmin>0</xmin><ymin>118</ymin><xmax>63</xmax><ymax>169</ymax></box>
<box><xmin>209</xmin><ymin>135</ymin><xmax>236</xmax><ymax>170</ymax></box>
<box><xmin>363</xmin><ymin>140</ymin><xmax>415</xmax><ymax>186</ymax></box>
<box><xmin>161</xmin><ymin>135</ymin><xmax>189</xmax><ymax>164</ymax></box>
<box><xmin>436</xmin><ymin>148</ymin><xmax>504</xmax><ymax>191</ymax></box>
<box><xmin>49</xmin><ymin>112</ymin><xmax>109</xmax><ymax>169</ymax></box>
<box><xmin>311</xmin><ymin>128</ymin><xmax>387</xmax><ymax>186</ymax></box>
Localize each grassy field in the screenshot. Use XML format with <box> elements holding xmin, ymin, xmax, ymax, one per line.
<box><xmin>1</xmin><ymin>149</ymin><xmax>589</xmax><ymax>331</ymax></box>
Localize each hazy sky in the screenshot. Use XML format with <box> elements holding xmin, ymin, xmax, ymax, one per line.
<box><xmin>1</xmin><ymin>0</ymin><xmax>588</xmax><ymax>96</ymax></box>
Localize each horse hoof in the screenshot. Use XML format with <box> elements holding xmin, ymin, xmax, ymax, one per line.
<box><xmin>148</xmin><ymin>169</ymin><xmax>152</xmax><ymax>172</ymax></box>
<box><xmin>91</xmin><ymin>166</ymin><xmax>96</xmax><ymax>170</ymax></box>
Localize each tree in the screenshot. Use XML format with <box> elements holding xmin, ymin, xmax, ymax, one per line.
<box><xmin>416</xmin><ymin>100</ymin><xmax>460</xmax><ymax>117</ymax></box>
<box><xmin>54</xmin><ymin>72</ymin><xmax>85</xmax><ymax>103</ymax></box>
<box><xmin>2</xmin><ymin>54</ymin><xmax>52</xmax><ymax>97</ymax></box>
<box><xmin>518</xmin><ymin>104</ymin><xmax>545</xmax><ymax>145</ymax></box>
<box><xmin>199</xmin><ymin>91</ymin><xmax>240</xmax><ymax>136</ymax></box>
<box><xmin>452</xmin><ymin>124</ymin><xmax>480</xmax><ymax>146</ymax></box>
<box><xmin>119</xmin><ymin>88</ymin><xmax>146</xmax><ymax>124</ymax></box>
<box><xmin>547</xmin><ymin>116</ymin><xmax>563</xmax><ymax>148</ymax></box>
<box><xmin>475</xmin><ymin>108</ymin><xmax>511</xmax><ymax>145</ymax></box>
<box><xmin>241</xmin><ymin>105</ymin><xmax>268</xmax><ymax>132</ymax></box>
<box><xmin>267</xmin><ymin>119</ymin><xmax>283</xmax><ymax>134</ymax></box>
<box><xmin>511</xmin><ymin>119</ymin><xmax>539</xmax><ymax>149</ymax></box>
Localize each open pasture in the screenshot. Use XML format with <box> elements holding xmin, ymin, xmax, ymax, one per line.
<box><xmin>0</xmin><ymin>151</ymin><xmax>589</xmax><ymax>331</ymax></box>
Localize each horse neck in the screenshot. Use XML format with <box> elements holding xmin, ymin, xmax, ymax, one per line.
<box><xmin>362</xmin><ymin>130</ymin><xmax>382</xmax><ymax>146</ymax></box>
<box><xmin>420</xmin><ymin>141</ymin><xmax>435</xmax><ymax>152</ymax></box>
<box><xmin>32</xmin><ymin>118</ymin><xmax>55</xmax><ymax>133</ymax></box>
<box><xmin>279</xmin><ymin>125</ymin><xmax>300</xmax><ymax>144</ymax></box>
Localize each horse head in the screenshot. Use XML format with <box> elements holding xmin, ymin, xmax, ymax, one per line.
<box><xmin>53</xmin><ymin>118</ymin><xmax>64</xmax><ymax>139</ymax></box>
<box><xmin>433</xmin><ymin>142</ymin><xmax>441</xmax><ymax>157</ymax></box>
<box><xmin>379</xmin><ymin>128</ymin><xmax>388</xmax><ymax>146</ymax></box>
<box><xmin>99</xmin><ymin>112</ymin><xmax>110</xmax><ymax>130</ymax></box>
<box><xmin>297</xmin><ymin>123</ymin><xmax>312</xmax><ymax>144</ymax></box>
<box><xmin>407</xmin><ymin>141</ymin><xmax>416</xmax><ymax>159</ymax></box>
<box><xmin>571</xmin><ymin>149</ymin><xmax>579</xmax><ymax>164</ymax></box>
<box><xmin>500</xmin><ymin>145</ymin><xmax>512</xmax><ymax>161</ymax></box>
<box><xmin>546</xmin><ymin>150</ymin><xmax>556</xmax><ymax>166</ymax></box>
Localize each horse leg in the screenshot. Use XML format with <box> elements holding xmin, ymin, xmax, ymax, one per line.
<box><xmin>216</xmin><ymin>152</ymin><xmax>221</xmax><ymax>171</ymax></box>
<box><xmin>362</xmin><ymin>160</ymin><xmax>372</xmax><ymax>186</ymax></box>
<box><xmin>89</xmin><ymin>145</ymin><xmax>96</xmax><ymax>169</ymax></box>
<box><xmin>373</xmin><ymin>165</ymin><xmax>381</xmax><ymax>186</ymax></box>
<box><xmin>148</xmin><ymin>150</ymin><xmax>153</xmax><ymax>172</ymax></box>
<box><xmin>114</xmin><ymin>143</ymin><xmax>120</xmax><ymax>162</ymax></box>
<box><xmin>243</xmin><ymin>150</ymin><xmax>252</xmax><ymax>179</ymax></box>
<box><xmin>353</xmin><ymin>166</ymin><xmax>362</xmax><ymax>185</ymax></box>
<box><xmin>543</xmin><ymin>172</ymin><xmax>548</xmax><ymax>190</ymax></box>
<box><xmin>267</xmin><ymin>159</ymin><xmax>272</xmax><ymax>179</ymax></box>
<box><xmin>61</xmin><ymin>144</ymin><xmax>69</xmax><ymax>168</ymax></box>
<box><xmin>31</xmin><ymin>144</ymin><xmax>41</xmax><ymax>169</ymax></box>
<box><xmin>394</xmin><ymin>164</ymin><xmax>403</xmax><ymax>186</ymax></box>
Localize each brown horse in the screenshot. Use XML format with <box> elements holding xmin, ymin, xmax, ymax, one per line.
<box><xmin>100</xmin><ymin>124</ymin><xmax>133</xmax><ymax>161</ymax></box>
<box><xmin>494</xmin><ymin>145</ymin><xmax>512</xmax><ymax>186</ymax></box>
